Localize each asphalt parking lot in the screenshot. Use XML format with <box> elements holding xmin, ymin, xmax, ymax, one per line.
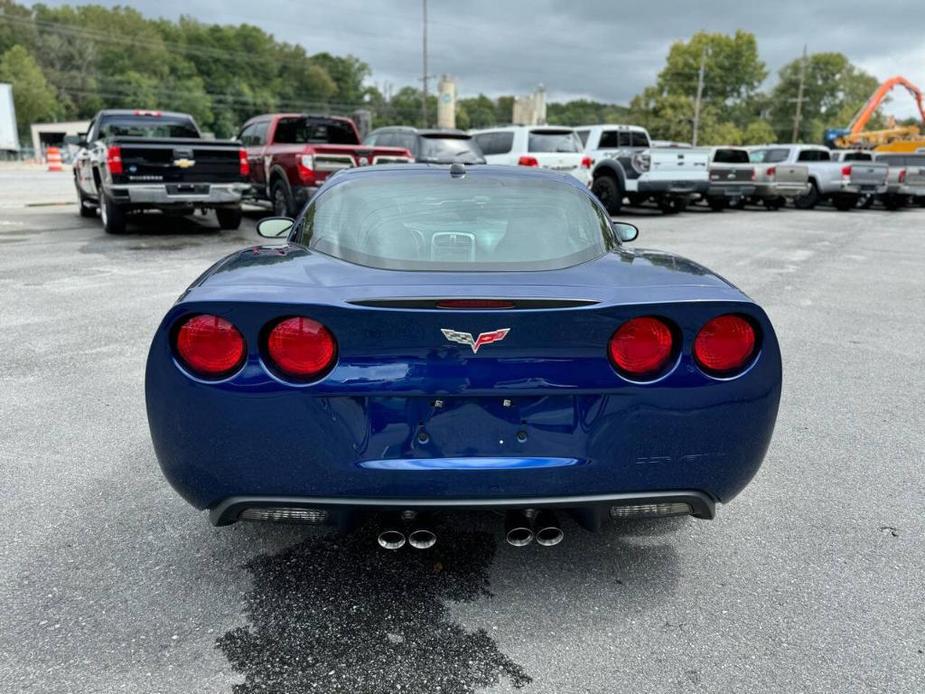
<box><xmin>1</xmin><ymin>167</ymin><xmax>922</xmax><ymax>693</ymax></box>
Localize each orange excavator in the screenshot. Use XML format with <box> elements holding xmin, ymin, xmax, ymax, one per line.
<box><xmin>824</xmin><ymin>75</ymin><xmax>925</xmax><ymax>150</ymax></box>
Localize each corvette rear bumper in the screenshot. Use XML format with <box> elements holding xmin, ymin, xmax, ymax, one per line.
<box><xmin>209</xmin><ymin>490</ymin><xmax>716</xmax><ymax>526</ymax></box>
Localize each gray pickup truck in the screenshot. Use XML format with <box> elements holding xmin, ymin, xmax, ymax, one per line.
<box><xmin>746</xmin><ymin>146</ymin><xmax>810</xmax><ymax>209</ymax></box>
<box><xmin>767</xmin><ymin>145</ymin><xmax>888</xmax><ymax>211</ymax></box>
<box><xmin>703</xmin><ymin>147</ymin><xmax>755</xmax><ymax>211</ymax></box>
<box><xmin>866</xmin><ymin>152</ymin><xmax>925</xmax><ymax>210</ymax></box>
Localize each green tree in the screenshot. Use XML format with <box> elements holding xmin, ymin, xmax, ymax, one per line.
<box><xmin>0</xmin><ymin>45</ymin><xmax>59</xmax><ymax>136</ymax></box>
<box><xmin>741</xmin><ymin>120</ymin><xmax>777</xmax><ymax>145</ymax></box>
<box><xmin>768</xmin><ymin>52</ymin><xmax>880</xmax><ymax>142</ymax></box>
<box><xmin>657</xmin><ymin>30</ymin><xmax>766</xmax><ymax>127</ymax></box>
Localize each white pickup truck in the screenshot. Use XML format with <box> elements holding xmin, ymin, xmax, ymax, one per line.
<box><xmin>576</xmin><ymin>124</ymin><xmax>709</xmax><ymax>214</ymax></box>
<box><xmin>771</xmin><ymin>145</ymin><xmax>888</xmax><ymax>211</ymax></box>
<box><xmin>575</xmin><ymin>125</ymin><xmax>710</xmax><ymax>214</ymax></box>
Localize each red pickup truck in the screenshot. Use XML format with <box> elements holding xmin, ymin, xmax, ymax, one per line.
<box><xmin>237</xmin><ymin>113</ymin><xmax>413</xmax><ymax>215</ymax></box>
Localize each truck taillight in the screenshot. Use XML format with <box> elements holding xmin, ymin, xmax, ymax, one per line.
<box><xmin>766</xmin><ymin>166</ymin><xmax>776</xmax><ymax>178</ymax></box>
<box><xmin>239</xmin><ymin>148</ymin><xmax>249</xmax><ymax>176</ymax></box>
<box><xmin>898</xmin><ymin>168</ymin><xmax>907</xmax><ymax>183</ymax></box>
<box><xmin>298</xmin><ymin>154</ymin><xmax>315</xmax><ymax>182</ymax></box>
<box><xmin>841</xmin><ymin>165</ymin><xmax>852</xmax><ymax>177</ymax></box>
<box><xmin>106</xmin><ymin>146</ymin><xmax>122</xmax><ymax>175</ymax></box>
<box><xmin>581</xmin><ymin>156</ymin><xmax>593</xmax><ymax>169</ymax></box>
<box><xmin>517</xmin><ymin>156</ymin><xmax>538</xmax><ymax>167</ymax></box>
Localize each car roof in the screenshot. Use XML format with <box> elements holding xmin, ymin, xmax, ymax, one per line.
<box><xmin>98</xmin><ymin>109</ymin><xmax>193</xmax><ymax>119</ymax></box>
<box><xmin>320</xmin><ymin>162</ymin><xmax>593</xmax><ymax>192</ymax></box>
<box><xmin>470</xmin><ymin>125</ymin><xmax>579</xmax><ymax>133</ymax></box>
<box><xmin>371</xmin><ymin>127</ymin><xmax>472</xmax><ymax>137</ymax></box>
<box><xmin>575</xmin><ymin>124</ymin><xmax>648</xmax><ymax>132</ymax></box>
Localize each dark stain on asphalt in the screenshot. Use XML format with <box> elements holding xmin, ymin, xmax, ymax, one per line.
<box><xmin>217</xmin><ymin>523</ymin><xmax>531</xmax><ymax>693</ymax></box>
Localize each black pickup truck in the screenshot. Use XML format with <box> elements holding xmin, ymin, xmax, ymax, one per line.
<box><xmin>70</xmin><ymin>110</ymin><xmax>249</xmax><ymax>233</ymax></box>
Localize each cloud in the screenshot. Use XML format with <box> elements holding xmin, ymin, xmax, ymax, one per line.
<box><xmin>28</xmin><ymin>0</ymin><xmax>925</xmax><ymax>117</ymax></box>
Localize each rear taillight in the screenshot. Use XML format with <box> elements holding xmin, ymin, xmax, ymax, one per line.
<box><xmin>239</xmin><ymin>148</ymin><xmax>249</xmax><ymax>177</ymax></box>
<box><xmin>766</xmin><ymin>166</ymin><xmax>776</xmax><ymax>178</ymax></box>
<box><xmin>693</xmin><ymin>314</ymin><xmax>757</xmax><ymax>376</ymax></box>
<box><xmin>841</xmin><ymin>165</ymin><xmax>852</xmax><ymax>177</ymax></box>
<box><xmin>518</xmin><ymin>155</ymin><xmax>538</xmax><ymax>167</ymax></box>
<box><xmin>106</xmin><ymin>146</ymin><xmax>123</xmax><ymax>175</ymax></box>
<box><xmin>436</xmin><ymin>299</ymin><xmax>515</xmax><ymax>309</ymax></box>
<box><xmin>898</xmin><ymin>168</ymin><xmax>907</xmax><ymax>183</ymax></box>
<box><xmin>581</xmin><ymin>156</ymin><xmax>593</xmax><ymax>169</ymax></box>
<box><xmin>608</xmin><ymin>317</ymin><xmax>674</xmax><ymax>378</ymax></box>
<box><xmin>175</xmin><ymin>314</ymin><xmax>246</xmax><ymax>378</ymax></box>
<box><xmin>297</xmin><ymin>154</ymin><xmax>315</xmax><ymax>182</ymax></box>
<box><xmin>266</xmin><ymin>317</ymin><xmax>337</xmax><ymax>380</ymax></box>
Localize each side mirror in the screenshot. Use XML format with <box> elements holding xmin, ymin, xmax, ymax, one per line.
<box><xmin>612</xmin><ymin>221</ymin><xmax>639</xmax><ymax>243</ymax></box>
<box><xmin>256</xmin><ymin>216</ymin><xmax>294</xmax><ymax>239</ymax></box>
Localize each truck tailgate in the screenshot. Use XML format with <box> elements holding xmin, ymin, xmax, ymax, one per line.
<box><xmin>649</xmin><ymin>149</ymin><xmax>709</xmax><ymax>181</ymax></box>
<box><xmin>709</xmin><ymin>165</ymin><xmax>753</xmax><ymax>183</ymax></box>
<box><xmin>849</xmin><ymin>162</ymin><xmax>887</xmax><ymax>187</ymax></box>
<box><xmin>773</xmin><ymin>164</ymin><xmax>808</xmax><ymax>185</ymax></box>
<box><xmin>115</xmin><ymin>139</ymin><xmax>241</xmax><ymax>184</ymax></box>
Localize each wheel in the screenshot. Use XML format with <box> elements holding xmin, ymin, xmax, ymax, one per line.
<box><xmin>657</xmin><ymin>196</ymin><xmax>684</xmax><ymax>214</ymax></box>
<box><xmin>271</xmin><ymin>180</ymin><xmax>295</xmax><ymax>217</ymax></box>
<box><xmin>882</xmin><ymin>194</ymin><xmax>907</xmax><ymax>211</ymax></box>
<box><xmin>591</xmin><ymin>174</ymin><xmax>622</xmax><ymax>214</ymax></box>
<box><xmin>794</xmin><ymin>181</ymin><xmax>819</xmax><ymax>210</ymax></box>
<box><xmin>216</xmin><ymin>207</ymin><xmax>243</xmax><ymax>230</ymax></box>
<box><xmin>833</xmin><ymin>193</ymin><xmax>858</xmax><ymax>211</ymax></box>
<box><xmin>76</xmin><ymin>184</ymin><xmax>96</xmax><ymax>218</ymax></box>
<box><xmin>708</xmin><ymin>197</ymin><xmax>727</xmax><ymax>212</ymax></box>
<box><xmin>858</xmin><ymin>194</ymin><xmax>875</xmax><ymax>209</ymax></box>
<box><xmin>763</xmin><ymin>197</ymin><xmax>782</xmax><ymax>211</ymax></box>
<box><xmin>100</xmin><ymin>195</ymin><xmax>127</xmax><ymax>234</ymax></box>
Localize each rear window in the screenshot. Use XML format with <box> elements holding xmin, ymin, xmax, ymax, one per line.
<box><xmin>713</xmin><ymin>149</ymin><xmax>750</xmax><ymax>164</ymax></box>
<box><xmin>419</xmin><ymin>135</ymin><xmax>484</xmax><ymax>163</ymax></box>
<box><xmin>528</xmin><ymin>130</ymin><xmax>582</xmax><ymax>153</ymax></box>
<box><xmin>273</xmin><ymin>117</ymin><xmax>358</xmax><ymax>145</ymax></box>
<box><xmin>99</xmin><ymin>115</ymin><xmax>199</xmax><ymax>139</ymax></box>
<box><xmin>749</xmin><ymin>148</ymin><xmax>790</xmax><ymax>163</ymax></box>
<box><xmin>301</xmin><ymin>173</ymin><xmax>613</xmax><ymax>271</ymax></box>
<box><xmin>842</xmin><ymin>152</ymin><xmax>872</xmax><ymax>161</ymax></box>
<box><xmin>797</xmin><ymin>149</ymin><xmax>830</xmax><ymax>162</ymax></box>
<box><xmin>474</xmin><ymin>131</ymin><xmax>514</xmax><ymax>156</ymax></box>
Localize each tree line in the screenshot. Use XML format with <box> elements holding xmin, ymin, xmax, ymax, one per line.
<box><xmin>0</xmin><ymin>1</ymin><xmax>892</xmax><ymax>146</ymax></box>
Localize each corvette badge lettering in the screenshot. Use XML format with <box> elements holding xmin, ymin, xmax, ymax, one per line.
<box><xmin>441</xmin><ymin>328</ymin><xmax>510</xmax><ymax>353</ymax></box>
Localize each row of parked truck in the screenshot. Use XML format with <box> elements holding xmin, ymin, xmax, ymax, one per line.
<box><xmin>69</xmin><ymin>109</ymin><xmax>923</xmax><ymax>234</ymax></box>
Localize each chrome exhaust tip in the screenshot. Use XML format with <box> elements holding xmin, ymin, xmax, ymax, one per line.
<box><xmin>408</xmin><ymin>528</ymin><xmax>437</xmax><ymax>550</ymax></box>
<box><xmin>533</xmin><ymin>510</ymin><xmax>564</xmax><ymax>547</ymax></box>
<box><xmin>377</xmin><ymin>528</ymin><xmax>406</xmax><ymax>550</ymax></box>
<box><xmin>505</xmin><ymin>510</ymin><xmax>534</xmax><ymax>547</ymax></box>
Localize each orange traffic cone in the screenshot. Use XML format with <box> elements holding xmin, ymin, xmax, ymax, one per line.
<box><xmin>47</xmin><ymin>146</ymin><xmax>63</xmax><ymax>172</ymax></box>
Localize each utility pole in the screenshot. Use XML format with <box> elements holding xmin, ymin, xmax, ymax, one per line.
<box><xmin>791</xmin><ymin>45</ymin><xmax>808</xmax><ymax>142</ymax></box>
<box><xmin>421</xmin><ymin>0</ymin><xmax>428</xmax><ymax>128</ymax></box>
<box><xmin>691</xmin><ymin>47</ymin><xmax>707</xmax><ymax>146</ymax></box>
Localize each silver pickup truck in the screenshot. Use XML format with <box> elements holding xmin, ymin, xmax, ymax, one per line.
<box><xmin>746</xmin><ymin>146</ymin><xmax>810</xmax><ymax>210</ymax></box>
<box><xmin>769</xmin><ymin>145</ymin><xmax>888</xmax><ymax>211</ymax></box>
<box><xmin>577</xmin><ymin>124</ymin><xmax>709</xmax><ymax>214</ymax></box>
<box><xmin>703</xmin><ymin>147</ymin><xmax>755</xmax><ymax>211</ymax></box>
<box><xmin>872</xmin><ymin>152</ymin><xmax>925</xmax><ymax>209</ymax></box>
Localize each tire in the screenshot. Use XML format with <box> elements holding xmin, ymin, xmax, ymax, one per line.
<box><xmin>658</xmin><ymin>196</ymin><xmax>685</xmax><ymax>214</ymax></box>
<box><xmin>763</xmin><ymin>197</ymin><xmax>782</xmax><ymax>211</ymax></box>
<box><xmin>100</xmin><ymin>195</ymin><xmax>127</xmax><ymax>234</ymax></box>
<box><xmin>76</xmin><ymin>184</ymin><xmax>96</xmax><ymax>218</ymax></box>
<box><xmin>794</xmin><ymin>181</ymin><xmax>819</xmax><ymax>210</ymax></box>
<box><xmin>708</xmin><ymin>197</ymin><xmax>727</xmax><ymax>212</ymax></box>
<box><xmin>882</xmin><ymin>194</ymin><xmax>907</xmax><ymax>211</ymax></box>
<box><xmin>591</xmin><ymin>174</ymin><xmax>622</xmax><ymax>214</ymax></box>
<box><xmin>271</xmin><ymin>179</ymin><xmax>295</xmax><ymax>217</ymax></box>
<box><xmin>833</xmin><ymin>193</ymin><xmax>858</xmax><ymax>211</ymax></box>
<box><xmin>216</xmin><ymin>207</ymin><xmax>243</xmax><ymax>230</ymax></box>
<box><xmin>858</xmin><ymin>194</ymin><xmax>875</xmax><ymax>209</ymax></box>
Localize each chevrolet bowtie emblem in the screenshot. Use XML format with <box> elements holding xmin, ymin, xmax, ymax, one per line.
<box><xmin>441</xmin><ymin>328</ymin><xmax>510</xmax><ymax>353</ymax></box>
<box><xmin>173</xmin><ymin>158</ymin><xmax>195</xmax><ymax>169</ymax></box>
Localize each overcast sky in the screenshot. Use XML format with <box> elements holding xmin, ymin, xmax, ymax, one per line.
<box><xmin>29</xmin><ymin>0</ymin><xmax>925</xmax><ymax>117</ymax></box>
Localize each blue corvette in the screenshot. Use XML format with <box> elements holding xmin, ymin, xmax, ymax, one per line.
<box><xmin>145</xmin><ymin>164</ymin><xmax>781</xmax><ymax>549</ymax></box>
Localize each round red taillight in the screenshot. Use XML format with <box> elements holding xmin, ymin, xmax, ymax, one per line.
<box><xmin>266</xmin><ymin>317</ymin><xmax>337</xmax><ymax>379</ymax></box>
<box><xmin>693</xmin><ymin>314</ymin><xmax>757</xmax><ymax>375</ymax></box>
<box><xmin>608</xmin><ymin>317</ymin><xmax>675</xmax><ymax>378</ymax></box>
<box><xmin>175</xmin><ymin>314</ymin><xmax>246</xmax><ymax>378</ymax></box>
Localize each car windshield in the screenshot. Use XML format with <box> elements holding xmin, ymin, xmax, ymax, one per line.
<box><xmin>273</xmin><ymin>117</ymin><xmax>359</xmax><ymax>145</ymax></box>
<box><xmin>300</xmin><ymin>173</ymin><xmax>613</xmax><ymax>271</ymax></box>
<box><xmin>419</xmin><ymin>136</ymin><xmax>485</xmax><ymax>163</ymax></box>
<box><xmin>528</xmin><ymin>130</ymin><xmax>582</xmax><ymax>153</ymax></box>
<box><xmin>99</xmin><ymin>116</ymin><xmax>199</xmax><ymax>139</ymax></box>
